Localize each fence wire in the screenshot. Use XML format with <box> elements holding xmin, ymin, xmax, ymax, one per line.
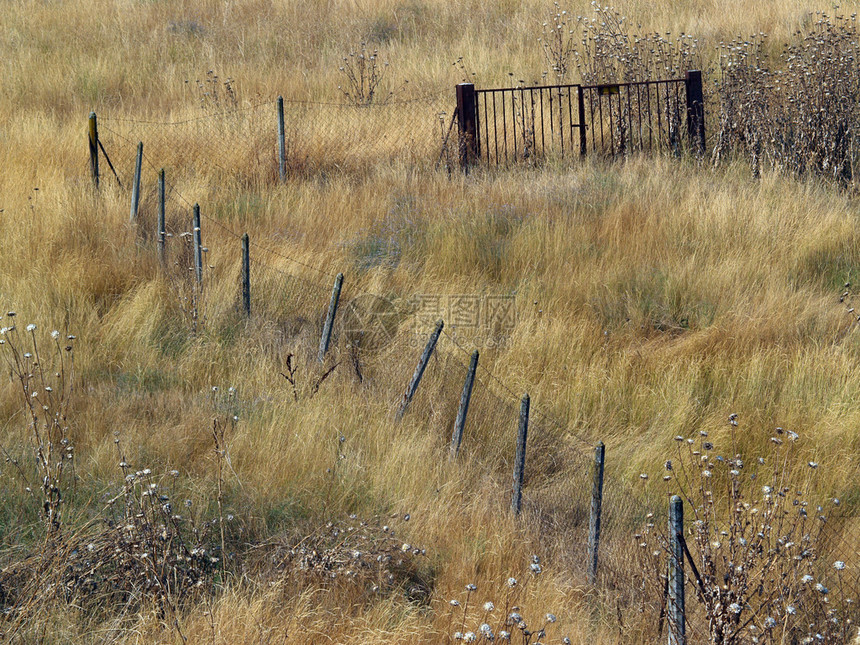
<box><xmin>99</xmin><ymin>92</ymin><xmax>454</xmax><ymax>186</ymax></box>
<box><xmin>91</xmin><ymin>99</ymin><xmax>860</xmax><ymax>643</ymax></box>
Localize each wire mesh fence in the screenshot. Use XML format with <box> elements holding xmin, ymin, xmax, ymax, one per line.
<box><xmin>98</xmin><ymin>91</ymin><xmax>455</xmax><ymax>189</ymax></box>
<box><xmin>87</xmin><ymin>92</ymin><xmax>860</xmax><ymax>642</ymax></box>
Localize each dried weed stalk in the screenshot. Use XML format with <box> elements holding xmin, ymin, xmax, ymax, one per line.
<box><xmin>0</xmin><ymin>319</ymin><xmax>75</xmax><ymax>536</ymax></box>
<box><xmin>637</xmin><ymin>416</ymin><xmax>856</xmax><ymax>644</ymax></box>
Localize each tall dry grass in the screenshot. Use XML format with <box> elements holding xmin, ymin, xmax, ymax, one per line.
<box><xmin>2</xmin><ymin>0</ymin><xmax>860</xmax><ymax>642</ymax></box>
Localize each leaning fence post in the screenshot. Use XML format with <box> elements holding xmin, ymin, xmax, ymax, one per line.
<box><xmin>587</xmin><ymin>441</ymin><xmax>606</xmax><ymax>585</ymax></box>
<box><xmin>396</xmin><ymin>319</ymin><xmax>444</xmax><ymax>421</ymax></box>
<box><xmin>511</xmin><ymin>393</ymin><xmax>530</xmax><ymax>516</ymax></box>
<box><xmin>668</xmin><ymin>495</ymin><xmax>686</xmax><ymax>645</ymax></box>
<box><xmin>277</xmin><ymin>96</ymin><xmax>286</xmax><ymax>182</ymax></box>
<box><xmin>157</xmin><ymin>168</ymin><xmax>166</xmax><ymax>265</ymax></box>
<box><xmin>684</xmin><ymin>70</ymin><xmax>705</xmax><ymax>156</ymax></box>
<box><xmin>451</xmin><ymin>350</ymin><xmax>479</xmax><ymax>458</ymax></box>
<box><xmin>456</xmin><ymin>83</ymin><xmax>478</xmax><ymax>170</ymax></box>
<box><xmin>130</xmin><ymin>142</ymin><xmax>143</xmax><ymax>221</ymax></box>
<box><xmin>88</xmin><ymin>112</ymin><xmax>99</xmax><ymax>189</ymax></box>
<box><xmin>318</xmin><ymin>272</ymin><xmax>343</xmax><ymax>362</ymax></box>
<box><xmin>193</xmin><ymin>204</ymin><xmax>203</xmax><ymax>286</ymax></box>
<box><xmin>241</xmin><ymin>233</ymin><xmax>251</xmax><ymax>317</ymax></box>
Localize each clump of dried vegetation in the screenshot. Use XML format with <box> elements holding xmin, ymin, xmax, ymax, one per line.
<box><xmin>557</xmin><ymin>3</ymin><xmax>860</xmax><ymax>187</ymax></box>
<box><xmin>637</xmin><ymin>415</ymin><xmax>857</xmax><ymax>644</ymax></box>
<box><xmin>565</xmin><ymin>2</ymin><xmax>704</xmax><ymax>84</ymax></box>
<box><xmin>439</xmin><ymin>556</ymin><xmax>572</xmax><ymax>644</ymax></box>
<box><xmin>711</xmin><ymin>14</ymin><xmax>860</xmax><ymax>186</ymax></box>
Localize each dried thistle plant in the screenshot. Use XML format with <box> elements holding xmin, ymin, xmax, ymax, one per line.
<box><xmin>168</xmin><ymin>221</ymin><xmax>206</xmax><ymax>337</ymax></box>
<box><xmin>441</xmin><ymin>556</ymin><xmax>571</xmax><ymax>644</ymax></box>
<box><xmin>711</xmin><ymin>14</ymin><xmax>860</xmax><ymax>188</ymax></box>
<box><xmin>560</xmin><ymin>2</ymin><xmax>703</xmax><ymax>156</ymax></box>
<box><xmin>337</xmin><ymin>42</ymin><xmax>407</xmax><ymax>106</ymax></box>
<box><xmin>252</xmin><ymin>513</ymin><xmax>429</xmax><ymax>603</ymax></box>
<box><xmin>569</xmin><ymin>2</ymin><xmax>703</xmax><ymax>85</ymax></box>
<box><xmin>0</xmin><ymin>319</ymin><xmax>75</xmax><ymax>536</ymax></box>
<box><xmin>186</xmin><ymin>70</ymin><xmax>239</xmax><ymax>113</ymax></box>
<box><xmin>636</xmin><ymin>416</ymin><xmax>856</xmax><ymax>644</ymax></box>
<box><xmin>539</xmin><ymin>2</ymin><xmax>577</xmax><ymax>83</ymax></box>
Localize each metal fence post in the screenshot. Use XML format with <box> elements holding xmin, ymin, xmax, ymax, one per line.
<box><xmin>587</xmin><ymin>441</ymin><xmax>606</xmax><ymax>585</ymax></box>
<box><xmin>242</xmin><ymin>233</ymin><xmax>250</xmax><ymax>317</ymax></box>
<box><xmin>193</xmin><ymin>204</ymin><xmax>203</xmax><ymax>287</ymax></box>
<box><xmin>451</xmin><ymin>350</ymin><xmax>479</xmax><ymax>458</ymax></box>
<box><xmin>668</xmin><ymin>495</ymin><xmax>686</xmax><ymax>645</ymax></box>
<box><xmin>88</xmin><ymin>112</ymin><xmax>99</xmax><ymax>189</ymax></box>
<box><xmin>396</xmin><ymin>319</ymin><xmax>444</xmax><ymax>421</ymax></box>
<box><xmin>277</xmin><ymin>96</ymin><xmax>286</xmax><ymax>182</ymax></box>
<box><xmin>157</xmin><ymin>168</ymin><xmax>166</xmax><ymax>265</ymax></box>
<box><xmin>456</xmin><ymin>83</ymin><xmax>478</xmax><ymax>170</ymax></box>
<box><xmin>577</xmin><ymin>86</ymin><xmax>587</xmax><ymax>156</ymax></box>
<box><xmin>130</xmin><ymin>142</ymin><xmax>143</xmax><ymax>221</ymax></box>
<box><xmin>511</xmin><ymin>393</ymin><xmax>530</xmax><ymax>515</ymax></box>
<box><xmin>318</xmin><ymin>272</ymin><xmax>343</xmax><ymax>362</ymax></box>
<box><xmin>685</xmin><ymin>70</ymin><xmax>705</xmax><ymax>156</ymax></box>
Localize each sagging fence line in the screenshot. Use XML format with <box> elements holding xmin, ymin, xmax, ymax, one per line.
<box><xmin>90</xmin><ymin>71</ymin><xmax>705</xmax><ymax>195</ymax></box>
<box><xmin>83</xmin><ymin>104</ymin><xmax>859</xmax><ymax>643</ymax></box>
<box><xmin>84</xmin><ymin>119</ymin><xmax>625</xmax><ymax>581</ymax></box>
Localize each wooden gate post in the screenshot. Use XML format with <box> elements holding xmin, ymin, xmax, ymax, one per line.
<box><xmin>396</xmin><ymin>319</ymin><xmax>444</xmax><ymax>420</ymax></box>
<box><xmin>668</xmin><ymin>495</ymin><xmax>686</xmax><ymax>645</ymax></box>
<box><xmin>587</xmin><ymin>441</ymin><xmax>606</xmax><ymax>585</ymax></box>
<box><xmin>451</xmin><ymin>350</ymin><xmax>479</xmax><ymax>458</ymax></box>
<box><xmin>685</xmin><ymin>70</ymin><xmax>705</xmax><ymax>156</ymax></box>
<box><xmin>277</xmin><ymin>96</ymin><xmax>286</xmax><ymax>182</ymax></box>
<box><xmin>511</xmin><ymin>393</ymin><xmax>530</xmax><ymax>515</ymax></box>
<box><xmin>88</xmin><ymin>112</ymin><xmax>99</xmax><ymax>189</ymax></box>
<box><xmin>456</xmin><ymin>83</ymin><xmax>478</xmax><ymax>170</ymax></box>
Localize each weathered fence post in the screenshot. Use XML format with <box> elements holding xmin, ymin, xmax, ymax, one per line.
<box><xmin>395</xmin><ymin>319</ymin><xmax>444</xmax><ymax>421</ymax></box>
<box><xmin>456</xmin><ymin>83</ymin><xmax>478</xmax><ymax>170</ymax></box>
<box><xmin>668</xmin><ymin>495</ymin><xmax>686</xmax><ymax>645</ymax></box>
<box><xmin>88</xmin><ymin>112</ymin><xmax>99</xmax><ymax>189</ymax></box>
<box><xmin>318</xmin><ymin>272</ymin><xmax>343</xmax><ymax>362</ymax></box>
<box><xmin>511</xmin><ymin>393</ymin><xmax>530</xmax><ymax>515</ymax></box>
<box><xmin>130</xmin><ymin>142</ymin><xmax>143</xmax><ymax>221</ymax></box>
<box><xmin>157</xmin><ymin>168</ymin><xmax>166</xmax><ymax>265</ymax></box>
<box><xmin>685</xmin><ymin>70</ymin><xmax>705</xmax><ymax>156</ymax></box>
<box><xmin>277</xmin><ymin>96</ymin><xmax>286</xmax><ymax>182</ymax></box>
<box><xmin>242</xmin><ymin>233</ymin><xmax>250</xmax><ymax>317</ymax></box>
<box><xmin>587</xmin><ymin>441</ymin><xmax>606</xmax><ymax>585</ymax></box>
<box><xmin>577</xmin><ymin>86</ymin><xmax>587</xmax><ymax>156</ymax></box>
<box><xmin>451</xmin><ymin>350</ymin><xmax>479</xmax><ymax>458</ymax></box>
<box><xmin>193</xmin><ymin>204</ymin><xmax>203</xmax><ymax>287</ymax></box>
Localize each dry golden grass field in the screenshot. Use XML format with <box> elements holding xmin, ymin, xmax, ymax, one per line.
<box><xmin>2</xmin><ymin>0</ymin><xmax>860</xmax><ymax>643</ymax></box>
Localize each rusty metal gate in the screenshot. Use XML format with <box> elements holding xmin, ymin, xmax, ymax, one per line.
<box><xmin>456</xmin><ymin>71</ymin><xmax>704</xmax><ymax>167</ymax></box>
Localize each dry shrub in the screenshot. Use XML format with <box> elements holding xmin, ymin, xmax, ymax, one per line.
<box><xmin>637</xmin><ymin>416</ymin><xmax>857</xmax><ymax>644</ymax></box>
<box><xmin>245</xmin><ymin>514</ymin><xmax>431</xmax><ymax>606</ymax></box>
<box><xmin>568</xmin><ymin>2</ymin><xmax>705</xmax><ymax>84</ymax></box>
<box><xmin>712</xmin><ymin>14</ymin><xmax>860</xmax><ymax>187</ymax></box>
<box><xmin>0</xmin><ymin>468</ymin><xmax>218</xmax><ymax>638</ymax></box>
